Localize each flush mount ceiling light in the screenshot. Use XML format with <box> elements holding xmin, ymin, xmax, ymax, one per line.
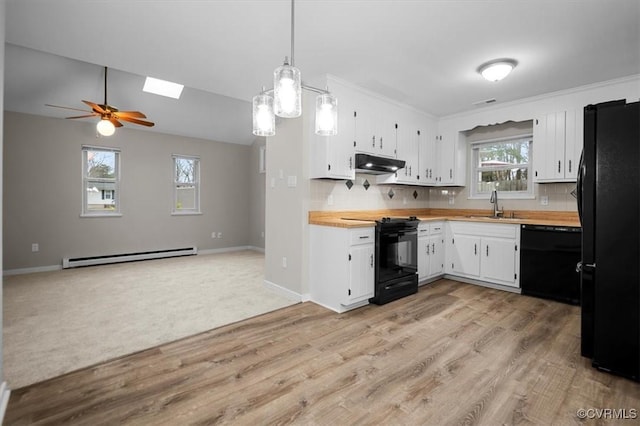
<box><xmin>143</xmin><ymin>77</ymin><xmax>184</xmax><ymax>99</ymax></box>
<box><xmin>478</xmin><ymin>59</ymin><xmax>518</xmax><ymax>82</ymax></box>
<box><xmin>252</xmin><ymin>0</ymin><xmax>337</xmax><ymax>137</ymax></box>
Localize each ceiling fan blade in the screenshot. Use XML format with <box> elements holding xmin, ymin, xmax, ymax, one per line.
<box><xmin>109</xmin><ymin>117</ymin><xmax>124</xmax><ymax>128</ymax></box>
<box><xmin>116</xmin><ymin>110</ymin><xmax>147</xmax><ymax>119</ymax></box>
<box><xmin>66</xmin><ymin>114</ymin><xmax>99</xmax><ymax>119</ymax></box>
<box><xmin>117</xmin><ymin>115</ymin><xmax>155</xmax><ymax>127</ymax></box>
<box><xmin>45</xmin><ymin>104</ymin><xmax>93</xmax><ymax>113</ymax></box>
<box><xmin>82</xmin><ymin>100</ymin><xmax>107</xmax><ymax>114</ymax></box>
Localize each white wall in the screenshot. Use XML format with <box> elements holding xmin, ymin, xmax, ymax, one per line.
<box><xmin>249</xmin><ymin>138</ymin><xmax>266</xmax><ymax>249</ymax></box>
<box><xmin>3</xmin><ymin>112</ymin><xmax>253</xmax><ymax>271</ymax></box>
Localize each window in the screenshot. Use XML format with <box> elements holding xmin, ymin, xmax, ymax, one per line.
<box><xmin>82</xmin><ymin>146</ymin><xmax>120</xmax><ymax>216</ymax></box>
<box><xmin>470</xmin><ymin>135</ymin><xmax>533</xmax><ymax>199</ymax></box>
<box><xmin>173</xmin><ymin>155</ymin><xmax>200</xmax><ymax>214</ymax></box>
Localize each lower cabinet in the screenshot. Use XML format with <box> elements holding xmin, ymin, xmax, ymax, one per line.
<box><xmin>309</xmin><ymin>225</ymin><xmax>375</xmax><ymax>313</ymax></box>
<box><xmin>445</xmin><ymin>221</ymin><xmax>520</xmax><ymax>288</ymax></box>
<box><xmin>418</xmin><ymin>221</ymin><xmax>444</xmax><ymax>282</ymax></box>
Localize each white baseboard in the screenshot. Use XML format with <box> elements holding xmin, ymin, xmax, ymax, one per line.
<box><xmin>0</xmin><ymin>381</ymin><xmax>10</xmax><ymax>424</ymax></box>
<box><xmin>443</xmin><ymin>274</ymin><xmax>521</xmax><ymax>294</ymax></box>
<box><xmin>3</xmin><ymin>264</ymin><xmax>62</xmax><ymax>276</ymax></box>
<box><xmin>248</xmin><ymin>246</ymin><xmax>265</xmax><ymax>253</ymax></box>
<box><xmin>263</xmin><ymin>280</ymin><xmax>303</xmax><ymax>302</ymax></box>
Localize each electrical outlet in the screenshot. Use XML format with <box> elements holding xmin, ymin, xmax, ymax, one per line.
<box><xmin>540</xmin><ymin>195</ymin><xmax>549</xmax><ymax>206</ymax></box>
<box><xmin>282</xmin><ymin>257</ymin><xmax>287</xmax><ymax>268</ymax></box>
<box><xmin>31</xmin><ymin>243</ymin><xmax>39</xmax><ymax>252</ymax></box>
<box><xmin>448</xmin><ymin>195</ymin><xmax>455</xmax><ymax>205</ymax></box>
<box><xmin>217</xmin><ymin>232</ymin><xmax>223</xmax><ymax>239</ymax></box>
<box><xmin>403</xmin><ymin>196</ymin><xmax>408</xmax><ymax>205</ymax></box>
<box><xmin>328</xmin><ymin>195</ymin><xmax>334</xmax><ymax>206</ymax></box>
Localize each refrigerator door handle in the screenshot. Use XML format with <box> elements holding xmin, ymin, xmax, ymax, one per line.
<box><xmin>577</xmin><ymin>261</ymin><xmax>596</xmax><ymax>273</ymax></box>
<box><xmin>576</xmin><ymin>151</ymin><xmax>584</xmax><ymax>225</ymax></box>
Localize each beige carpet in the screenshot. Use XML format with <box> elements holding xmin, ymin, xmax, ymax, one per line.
<box><xmin>3</xmin><ymin>250</ymin><xmax>297</xmax><ymax>389</ymax></box>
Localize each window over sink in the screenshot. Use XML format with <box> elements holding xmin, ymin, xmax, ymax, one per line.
<box><xmin>470</xmin><ymin>135</ymin><xmax>533</xmax><ymax>199</ymax></box>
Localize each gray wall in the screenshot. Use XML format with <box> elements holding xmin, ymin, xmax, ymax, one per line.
<box><xmin>1</xmin><ymin>0</ymin><xmax>6</xmax><ymax>382</ymax></box>
<box><xmin>248</xmin><ymin>138</ymin><xmax>266</xmax><ymax>249</ymax></box>
<box><xmin>3</xmin><ymin>111</ymin><xmax>253</xmax><ymax>271</ymax></box>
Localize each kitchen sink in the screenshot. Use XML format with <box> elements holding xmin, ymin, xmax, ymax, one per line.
<box><xmin>464</xmin><ymin>215</ymin><xmax>519</xmax><ymax>221</ymax></box>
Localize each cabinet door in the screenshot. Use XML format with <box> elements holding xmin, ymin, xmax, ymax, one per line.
<box><xmin>481</xmin><ymin>238</ymin><xmax>517</xmax><ymax>286</ymax></box>
<box><xmin>418</xmin><ymin>237</ymin><xmax>429</xmax><ymax>281</ymax></box>
<box><xmin>564</xmin><ymin>108</ymin><xmax>582</xmax><ymax>180</ymax></box>
<box><xmin>395</xmin><ymin>121</ymin><xmax>419</xmax><ymax>184</ymax></box>
<box><xmin>449</xmin><ymin>234</ymin><xmax>481</xmax><ymax>277</ymax></box>
<box><xmin>419</xmin><ymin>130</ymin><xmax>436</xmax><ymax>185</ymax></box>
<box><xmin>354</xmin><ymin>97</ymin><xmax>377</xmax><ymax>155</ymax></box>
<box><xmin>437</xmin><ymin>133</ymin><xmax>456</xmax><ymax>185</ymax></box>
<box><xmin>429</xmin><ymin>235</ymin><xmax>444</xmax><ymax>277</ymax></box>
<box><xmin>347</xmin><ymin>243</ymin><xmax>375</xmax><ymax>303</ymax></box>
<box><xmin>377</xmin><ymin>109</ymin><xmax>397</xmax><ymax>158</ymax></box>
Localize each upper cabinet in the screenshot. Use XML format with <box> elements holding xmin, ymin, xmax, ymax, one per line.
<box><xmin>309</xmin><ymin>81</ymin><xmax>356</xmax><ymax>180</ymax></box>
<box><xmin>354</xmin><ymin>94</ymin><xmax>397</xmax><ymax>159</ymax></box>
<box><xmin>533</xmin><ymin>108</ymin><xmax>583</xmax><ymax>182</ymax></box>
<box><xmin>434</xmin><ymin>123</ymin><xmax>466</xmax><ymax>186</ymax></box>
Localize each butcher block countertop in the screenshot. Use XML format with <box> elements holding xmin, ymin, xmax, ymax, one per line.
<box><xmin>309</xmin><ymin>208</ymin><xmax>581</xmax><ymax>228</ymax></box>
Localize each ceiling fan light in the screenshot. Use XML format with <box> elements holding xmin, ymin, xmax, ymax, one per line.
<box><xmin>479</xmin><ymin>60</ymin><xmax>517</xmax><ymax>82</ymax></box>
<box><xmin>97</xmin><ymin>119</ymin><xmax>116</xmax><ymax>136</ymax></box>
<box><xmin>315</xmin><ymin>93</ymin><xmax>338</xmax><ymax>136</ymax></box>
<box><xmin>252</xmin><ymin>93</ymin><xmax>275</xmax><ymax>137</ymax></box>
<box><xmin>274</xmin><ymin>59</ymin><xmax>302</xmax><ymax>118</ymax></box>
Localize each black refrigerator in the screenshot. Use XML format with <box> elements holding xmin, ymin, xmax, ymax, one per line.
<box><xmin>577</xmin><ymin>99</ymin><xmax>640</xmax><ymax>381</ymax></box>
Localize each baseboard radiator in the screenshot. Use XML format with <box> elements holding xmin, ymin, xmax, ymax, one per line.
<box><xmin>62</xmin><ymin>247</ymin><xmax>198</xmax><ymax>269</ymax></box>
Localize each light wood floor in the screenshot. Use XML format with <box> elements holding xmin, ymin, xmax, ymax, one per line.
<box><xmin>5</xmin><ymin>279</ymin><xmax>640</xmax><ymax>425</ymax></box>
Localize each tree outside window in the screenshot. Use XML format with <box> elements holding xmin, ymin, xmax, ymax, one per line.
<box><xmin>471</xmin><ymin>136</ymin><xmax>533</xmax><ymax>198</ymax></box>
<box><xmin>82</xmin><ymin>147</ymin><xmax>120</xmax><ymax>215</ymax></box>
<box><xmin>173</xmin><ymin>155</ymin><xmax>200</xmax><ymax>214</ymax></box>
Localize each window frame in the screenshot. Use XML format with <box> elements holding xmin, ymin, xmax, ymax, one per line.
<box><xmin>469</xmin><ymin>134</ymin><xmax>534</xmax><ymax>200</ymax></box>
<box><xmin>81</xmin><ymin>145</ymin><xmax>121</xmax><ymax>217</ymax></box>
<box><xmin>172</xmin><ymin>154</ymin><xmax>201</xmax><ymax>215</ymax></box>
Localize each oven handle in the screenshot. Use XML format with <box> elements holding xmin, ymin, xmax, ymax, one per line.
<box><xmin>383</xmin><ymin>230</ymin><xmax>418</xmax><ymax>238</ymax></box>
<box><xmin>384</xmin><ymin>280</ymin><xmax>416</xmax><ymax>291</ymax></box>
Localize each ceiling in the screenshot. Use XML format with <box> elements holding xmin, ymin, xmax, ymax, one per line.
<box><xmin>4</xmin><ymin>0</ymin><xmax>640</xmax><ymax>145</ymax></box>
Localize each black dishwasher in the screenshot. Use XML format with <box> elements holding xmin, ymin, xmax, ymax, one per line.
<box><xmin>520</xmin><ymin>224</ymin><xmax>582</xmax><ymax>305</ymax></box>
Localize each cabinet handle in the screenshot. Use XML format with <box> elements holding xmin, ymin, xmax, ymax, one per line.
<box><xmin>372</xmin><ymin>136</ymin><xmax>376</xmax><ymax>147</ymax></box>
<box><xmin>558</xmin><ymin>160</ymin><xmax>561</xmax><ymax>173</ymax></box>
<box><xmin>427</xmin><ymin>244</ymin><xmax>430</xmax><ymax>255</ymax></box>
<box><xmin>349</xmin><ymin>157</ymin><xmax>353</xmax><ymax>170</ymax></box>
<box><xmin>569</xmin><ymin>160</ymin><xmax>572</xmax><ymax>173</ymax></box>
<box><xmin>359</xmin><ymin>235</ymin><xmax>370</xmax><ymax>239</ymax></box>
<box><xmin>432</xmin><ymin>243</ymin><xmax>435</xmax><ymax>253</ymax></box>
<box><xmin>430</xmin><ymin>169</ymin><xmax>433</xmax><ymax>179</ymax></box>
<box><xmin>409</xmin><ymin>166</ymin><xmax>412</xmax><ymax>176</ymax></box>
<box><xmin>486</xmin><ymin>245</ymin><xmax>489</xmax><ymax>256</ymax></box>
<box><xmin>449</xmin><ymin>169</ymin><xmax>453</xmax><ymax>179</ymax></box>
<box><xmin>380</xmin><ymin>137</ymin><xmax>383</xmax><ymax>149</ymax></box>
<box><xmin>370</xmin><ymin>254</ymin><xmax>374</xmax><ymax>267</ymax></box>
<box><xmin>474</xmin><ymin>244</ymin><xmax>477</xmax><ymax>255</ymax></box>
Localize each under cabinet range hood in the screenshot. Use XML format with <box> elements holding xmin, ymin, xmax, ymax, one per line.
<box><xmin>354</xmin><ymin>153</ymin><xmax>406</xmax><ymax>175</ymax></box>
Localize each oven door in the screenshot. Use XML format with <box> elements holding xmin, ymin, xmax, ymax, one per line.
<box><xmin>377</xmin><ymin>227</ymin><xmax>418</xmax><ymax>283</ymax></box>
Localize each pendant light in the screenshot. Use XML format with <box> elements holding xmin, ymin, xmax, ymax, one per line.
<box><xmin>252</xmin><ymin>0</ymin><xmax>337</xmax><ymax>137</ymax></box>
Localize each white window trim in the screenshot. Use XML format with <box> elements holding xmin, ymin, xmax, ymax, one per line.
<box><xmin>81</xmin><ymin>146</ymin><xmax>121</xmax><ymax>217</ymax></box>
<box><xmin>172</xmin><ymin>154</ymin><xmax>201</xmax><ymax>215</ymax></box>
<box><xmin>468</xmin><ymin>134</ymin><xmax>534</xmax><ymax>200</ymax></box>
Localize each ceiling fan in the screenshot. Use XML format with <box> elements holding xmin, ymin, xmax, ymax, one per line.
<box><xmin>46</xmin><ymin>66</ymin><xmax>154</xmax><ymax>136</ymax></box>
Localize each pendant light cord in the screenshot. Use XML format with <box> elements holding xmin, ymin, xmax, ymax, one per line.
<box><xmin>104</xmin><ymin>66</ymin><xmax>108</xmax><ymax>106</ymax></box>
<box><xmin>290</xmin><ymin>0</ymin><xmax>295</xmax><ymax>67</ymax></box>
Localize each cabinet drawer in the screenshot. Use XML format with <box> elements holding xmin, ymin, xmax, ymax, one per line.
<box><xmin>430</xmin><ymin>223</ymin><xmax>444</xmax><ymax>235</ymax></box>
<box><xmin>350</xmin><ymin>228</ymin><xmax>375</xmax><ymax>245</ymax></box>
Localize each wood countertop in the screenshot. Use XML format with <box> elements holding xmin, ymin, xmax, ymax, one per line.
<box><xmin>309</xmin><ymin>208</ymin><xmax>581</xmax><ymax>228</ymax></box>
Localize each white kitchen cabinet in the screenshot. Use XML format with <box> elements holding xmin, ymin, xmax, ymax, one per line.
<box><xmin>419</xmin><ymin>128</ymin><xmax>437</xmax><ymax>185</ymax></box>
<box><xmin>434</xmin><ymin>125</ymin><xmax>465</xmax><ymax>186</ymax></box>
<box><xmin>354</xmin><ymin>94</ymin><xmax>397</xmax><ymax>159</ymax></box>
<box><xmin>309</xmin><ymin>82</ymin><xmax>356</xmax><ymax>180</ymax></box>
<box><xmin>533</xmin><ymin>108</ymin><xmax>582</xmax><ymax>183</ymax></box>
<box><xmin>418</xmin><ymin>221</ymin><xmax>445</xmax><ymax>282</ymax></box>
<box><xmin>309</xmin><ymin>225</ymin><xmax>375</xmax><ymax>313</ymax></box>
<box><xmin>446</xmin><ymin>221</ymin><xmax>520</xmax><ymax>288</ymax></box>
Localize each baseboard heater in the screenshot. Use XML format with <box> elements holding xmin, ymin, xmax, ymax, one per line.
<box><xmin>62</xmin><ymin>247</ymin><xmax>198</xmax><ymax>269</ymax></box>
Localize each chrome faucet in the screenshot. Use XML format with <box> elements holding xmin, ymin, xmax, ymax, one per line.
<box><xmin>490</xmin><ymin>190</ymin><xmax>504</xmax><ymax>218</ymax></box>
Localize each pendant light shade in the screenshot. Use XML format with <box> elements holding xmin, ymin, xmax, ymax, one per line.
<box><xmin>274</xmin><ymin>58</ymin><xmax>302</xmax><ymax>118</ymax></box>
<box><xmin>315</xmin><ymin>93</ymin><xmax>338</xmax><ymax>136</ymax></box>
<box><xmin>96</xmin><ymin>119</ymin><xmax>115</xmax><ymax>136</ymax></box>
<box><xmin>252</xmin><ymin>93</ymin><xmax>276</xmax><ymax>136</ymax></box>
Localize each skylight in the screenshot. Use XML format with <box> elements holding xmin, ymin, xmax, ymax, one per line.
<box><xmin>143</xmin><ymin>77</ymin><xmax>184</xmax><ymax>99</ymax></box>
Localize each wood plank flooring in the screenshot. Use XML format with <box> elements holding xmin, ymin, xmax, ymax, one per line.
<box><xmin>5</xmin><ymin>279</ymin><xmax>640</xmax><ymax>425</ymax></box>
